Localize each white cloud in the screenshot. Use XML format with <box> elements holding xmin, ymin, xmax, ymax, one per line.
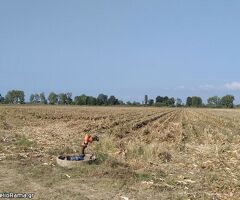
<box><xmin>224</xmin><ymin>82</ymin><xmax>240</xmax><ymax>90</ymax></box>
<box><xmin>176</xmin><ymin>85</ymin><xmax>185</xmax><ymax>90</ymax></box>
<box><xmin>198</xmin><ymin>84</ymin><xmax>215</xmax><ymax>90</ymax></box>
<box><xmin>176</xmin><ymin>84</ymin><xmax>216</xmax><ymax>91</ymax></box>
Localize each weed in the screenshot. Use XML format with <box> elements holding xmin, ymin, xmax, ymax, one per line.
<box><xmin>94</xmin><ymin>152</ymin><xmax>108</xmax><ymax>165</ymax></box>
<box><xmin>14</xmin><ymin>135</ymin><xmax>35</xmax><ymax>149</ymax></box>
<box><xmin>136</xmin><ymin>172</ymin><xmax>153</xmax><ymax>181</ymax></box>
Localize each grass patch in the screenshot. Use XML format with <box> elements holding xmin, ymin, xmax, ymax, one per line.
<box><xmin>48</xmin><ymin>146</ymin><xmax>76</xmax><ymax>155</ymax></box>
<box><xmin>155</xmin><ymin>170</ymin><xmax>167</xmax><ymax>178</ymax></box>
<box><xmin>14</xmin><ymin>135</ymin><xmax>35</xmax><ymax>149</ymax></box>
<box><xmin>0</xmin><ymin>143</ymin><xmax>4</xmax><ymax>152</ymax></box>
<box><xmin>137</xmin><ymin>146</ymin><xmax>144</xmax><ymax>156</ymax></box>
<box><xmin>94</xmin><ymin>152</ymin><xmax>109</xmax><ymax>165</ymax></box>
<box><xmin>136</xmin><ymin>172</ymin><xmax>154</xmax><ymax>181</ymax></box>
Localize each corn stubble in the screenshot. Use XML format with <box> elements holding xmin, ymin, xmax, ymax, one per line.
<box><xmin>0</xmin><ymin>105</ymin><xmax>240</xmax><ymax>199</ymax></box>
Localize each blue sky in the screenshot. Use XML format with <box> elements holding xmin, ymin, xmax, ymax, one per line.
<box><xmin>1</xmin><ymin>0</ymin><xmax>240</xmax><ymax>103</ymax></box>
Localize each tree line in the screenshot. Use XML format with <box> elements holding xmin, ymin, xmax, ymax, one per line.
<box><xmin>185</xmin><ymin>95</ymin><xmax>235</xmax><ymax>108</ymax></box>
<box><xmin>0</xmin><ymin>90</ymin><xmax>237</xmax><ymax>108</ymax></box>
<box><xmin>29</xmin><ymin>92</ymin><xmax>124</xmax><ymax>105</ymax></box>
<box><xmin>207</xmin><ymin>95</ymin><xmax>235</xmax><ymax>108</ymax></box>
<box><xmin>0</xmin><ymin>90</ymin><xmax>123</xmax><ymax>106</ymax></box>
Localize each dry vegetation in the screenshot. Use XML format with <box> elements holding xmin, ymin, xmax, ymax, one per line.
<box><xmin>0</xmin><ymin>105</ymin><xmax>240</xmax><ymax>199</ymax></box>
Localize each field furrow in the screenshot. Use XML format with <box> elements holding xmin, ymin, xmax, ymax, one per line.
<box><xmin>1</xmin><ymin>106</ymin><xmax>240</xmax><ymax>200</ymax></box>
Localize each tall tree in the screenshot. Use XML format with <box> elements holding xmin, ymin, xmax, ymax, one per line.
<box><xmin>144</xmin><ymin>95</ymin><xmax>148</xmax><ymax>105</ymax></box>
<box><xmin>0</xmin><ymin>94</ymin><xmax>3</xmax><ymax>103</ymax></box>
<box><xmin>176</xmin><ymin>98</ymin><xmax>182</xmax><ymax>107</ymax></box>
<box><xmin>5</xmin><ymin>90</ymin><xmax>25</xmax><ymax>104</ymax></box>
<box><xmin>97</xmin><ymin>94</ymin><xmax>108</xmax><ymax>105</ymax></box>
<box><xmin>58</xmin><ymin>93</ymin><xmax>67</xmax><ymax>105</ymax></box>
<box><xmin>30</xmin><ymin>94</ymin><xmax>35</xmax><ymax>103</ymax></box>
<box><xmin>167</xmin><ymin>97</ymin><xmax>175</xmax><ymax>106</ymax></box>
<box><xmin>186</xmin><ymin>97</ymin><xmax>192</xmax><ymax>107</ymax></box>
<box><xmin>207</xmin><ymin>96</ymin><xmax>221</xmax><ymax>107</ymax></box>
<box><xmin>108</xmin><ymin>95</ymin><xmax>119</xmax><ymax>105</ymax></box>
<box><xmin>126</xmin><ymin>101</ymin><xmax>132</xmax><ymax>105</ymax></box>
<box><xmin>48</xmin><ymin>92</ymin><xmax>58</xmax><ymax>105</ymax></box>
<box><xmin>66</xmin><ymin>93</ymin><xmax>72</xmax><ymax>105</ymax></box>
<box><xmin>86</xmin><ymin>96</ymin><xmax>97</xmax><ymax>105</ymax></box>
<box><xmin>1</xmin><ymin>96</ymin><xmax>5</xmax><ymax>103</ymax></box>
<box><xmin>163</xmin><ymin>96</ymin><xmax>169</xmax><ymax>103</ymax></box>
<box><xmin>74</xmin><ymin>94</ymin><xmax>88</xmax><ymax>105</ymax></box>
<box><xmin>35</xmin><ymin>94</ymin><xmax>40</xmax><ymax>103</ymax></box>
<box><xmin>148</xmin><ymin>99</ymin><xmax>154</xmax><ymax>106</ymax></box>
<box><xmin>156</xmin><ymin>96</ymin><xmax>164</xmax><ymax>103</ymax></box>
<box><xmin>132</xmin><ymin>101</ymin><xmax>141</xmax><ymax>106</ymax></box>
<box><xmin>31</xmin><ymin>93</ymin><xmax>46</xmax><ymax>104</ymax></box>
<box><xmin>221</xmin><ymin>95</ymin><xmax>235</xmax><ymax>108</ymax></box>
<box><xmin>118</xmin><ymin>100</ymin><xmax>125</xmax><ymax>105</ymax></box>
<box><xmin>40</xmin><ymin>92</ymin><xmax>47</xmax><ymax>104</ymax></box>
<box><xmin>19</xmin><ymin>91</ymin><xmax>25</xmax><ymax>104</ymax></box>
<box><xmin>192</xmin><ymin>96</ymin><xmax>202</xmax><ymax>107</ymax></box>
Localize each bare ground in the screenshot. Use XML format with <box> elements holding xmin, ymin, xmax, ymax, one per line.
<box><xmin>0</xmin><ymin>106</ymin><xmax>240</xmax><ymax>199</ymax></box>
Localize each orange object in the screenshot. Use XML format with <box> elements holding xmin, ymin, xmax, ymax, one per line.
<box><xmin>81</xmin><ymin>134</ymin><xmax>93</xmax><ymax>147</ymax></box>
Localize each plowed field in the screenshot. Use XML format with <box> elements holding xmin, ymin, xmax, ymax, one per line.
<box><xmin>0</xmin><ymin>106</ymin><xmax>240</xmax><ymax>199</ymax></box>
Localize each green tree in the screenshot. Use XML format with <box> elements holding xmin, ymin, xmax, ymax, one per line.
<box><xmin>0</xmin><ymin>94</ymin><xmax>4</xmax><ymax>103</ymax></box>
<box><xmin>5</xmin><ymin>90</ymin><xmax>25</xmax><ymax>104</ymax></box>
<box><xmin>5</xmin><ymin>91</ymin><xmax>14</xmax><ymax>103</ymax></box>
<box><xmin>35</xmin><ymin>94</ymin><xmax>40</xmax><ymax>103</ymax></box>
<box><xmin>186</xmin><ymin>97</ymin><xmax>192</xmax><ymax>107</ymax></box>
<box><xmin>155</xmin><ymin>102</ymin><xmax>167</xmax><ymax>107</ymax></box>
<box><xmin>148</xmin><ymin>99</ymin><xmax>154</xmax><ymax>106</ymax></box>
<box><xmin>155</xmin><ymin>96</ymin><xmax>174</xmax><ymax>106</ymax></box>
<box><xmin>221</xmin><ymin>95</ymin><xmax>235</xmax><ymax>108</ymax></box>
<box><xmin>74</xmin><ymin>94</ymin><xmax>88</xmax><ymax>105</ymax></box>
<box><xmin>40</xmin><ymin>92</ymin><xmax>47</xmax><ymax>104</ymax></box>
<box><xmin>126</xmin><ymin>101</ymin><xmax>132</xmax><ymax>105</ymax></box>
<box><xmin>156</xmin><ymin>96</ymin><xmax>164</xmax><ymax>103</ymax></box>
<box><xmin>30</xmin><ymin>94</ymin><xmax>35</xmax><ymax>103</ymax></box>
<box><xmin>48</xmin><ymin>92</ymin><xmax>58</xmax><ymax>105</ymax></box>
<box><xmin>80</xmin><ymin>94</ymin><xmax>88</xmax><ymax>105</ymax></box>
<box><xmin>132</xmin><ymin>101</ymin><xmax>141</xmax><ymax>106</ymax></box>
<box><xmin>29</xmin><ymin>93</ymin><xmax>40</xmax><ymax>103</ymax></box>
<box><xmin>74</xmin><ymin>96</ymin><xmax>80</xmax><ymax>105</ymax></box>
<box><xmin>207</xmin><ymin>96</ymin><xmax>221</xmax><ymax>107</ymax></box>
<box><xmin>118</xmin><ymin>100</ymin><xmax>125</xmax><ymax>105</ymax></box>
<box><xmin>58</xmin><ymin>93</ymin><xmax>67</xmax><ymax>105</ymax></box>
<box><xmin>163</xmin><ymin>96</ymin><xmax>169</xmax><ymax>103</ymax></box>
<box><xmin>176</xmin><ymin>98</ymin><xmax>182</xmax><ymax>107</ymax></box>
<box><xmin>19</xmin><ymin>91</ymin><xmax>25</xmax><ymax>104</ymax></box>
<box><xmin>66</xmin><ymin>93</ymin><xmax>72</xmax><ymax>105</ymax></box>
<box><xmin>97</xmin><ymin>94</ymin><xmax>108</xmax><ymax>105</ymax></box>
<box><xmin>108</xmin><ymin>95</ymin><xmax>119</xmax><ymax>105</ymax></box>
<box><xmin>144</xmin><ymin>95</ymin><xmax>148</xmax><ymax>105</ymax></box>
<box><xmin>167</xmin><ymin>97</ymin><xmax>175</xmax><ymax>106</ymax></box>
<box><xmin>86</xmin><ymin>96</ymin><xmax>97</xmax><ymax>105</ymax></box>
<box><xmin>192</xmin><ymin>96</ymin><xmax>202</xmax><ymax>107</ymax></box>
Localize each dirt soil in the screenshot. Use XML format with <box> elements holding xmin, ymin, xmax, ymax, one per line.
<box><xmin>0</xmin><ymin>105</ymin><xmax>240</xmax><ymax>199</ymax></box>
